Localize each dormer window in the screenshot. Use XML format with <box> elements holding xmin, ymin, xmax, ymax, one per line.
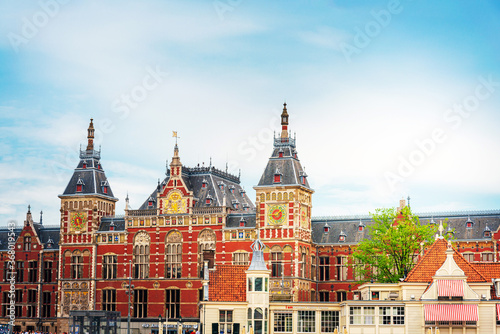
<box><xmin>243</xmin><ymin>203</ymin><xmax>249</xmax><ymax>212</ymax></box>
<box><xmin>218</xmin><ymin>182</ymin><xmax>225</xmax><ymax>191</ymax></box>
<box><xmin>292</xmin><ymin>149</ymin><xmax>298</xmax><ymax>159</ymax></box>
<box><xmin>76</xmin><ymin>178</ymin><xmax>85</xmax><ymax>192</ymax></box>
<box><xmin>240</xmin><ymin>217</ymin><xmax>246</xmax><ymax>227</ymax></box>
<box><xmin>324</xmin><ymin>224</ymin><xmax>330</xmax><ymax>233</ymax></box>
<box><xmin>110</xmin><ymin>221</ymin><xmax>115</xmax><ymax>231</ymax></box>
<box><xmin>339</xmin><ymin>231</ymin><xmax>347</xmax><ymax>242</ymax></box>
<box><xmin>206</xmin><ymin>194</ymin><xmax>213</xmax><ymax>205</ymax></box>
<box><xmin>101</xmin><ymin>180</ymin><xmax>109</xmax><ymax>194</ymax></box>
<box><xmin>147</xmin><ymin>196</ymin><xmax>154</xmax><ymax>208</ymax></box>
<box><xmin>229</xmin><ymin>185</ymin><xmax>235</xmax><ymax>194</ymax></box>
<box><xmin>278</xmin><ymin>149</ymin><xmax>284</xmax><ymax>158</ymax></box>
<box><xmin>299</xmin><ymin>171</ymin><xmax>307</xmax><ymax>185</ymax></box>
<box><xmin>232</xmin><ymin>200</ymin><xmax>239</xmax><ymax>209</ymax></box>
<box><xmin>202</xmin><ymin>179</ymin><xmax>208</xmax><ymax>188</ymax></box>
<box><xmin>358</xmin><ymin>220</ymin><xmax>365</xmax><ymax>232</ymax></box>
<box><xmin>484</xmin><ymin>225</ymin><xmax>491</xmax><ymax>238</ymax></box>
<box><xmin>97</xmin><ymin>164</ymin><xmax>101</xmax><ymax>170</ymax></box>
<box><xmin>240</xmin><ymin>189</ymin><xmax>246</xmax><ymax>196</ymax></box>
<box><xmin>274</xmin><ymin>168</ymin><xmax>282</xmax><ymax>183</ymax></box>
<box><xmin>82</xmin><ymin>161</ymin><xmax>87</xmax><ymax>169</ymax></box>
<box><xmin>466</xmin><ymin>216</ymin><xmax>474</xmax><ymax>229</ymax></box>
<box><xmin>46</xmin><ymin>238</ymin><xmax>53</xmax><ymax>249</ymax></box>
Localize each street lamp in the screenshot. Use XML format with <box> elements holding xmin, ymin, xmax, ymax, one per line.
<box><xmin>125</xmin><ymin>260</ymin><xmax>134</xmax><ymax>334</ymax></box>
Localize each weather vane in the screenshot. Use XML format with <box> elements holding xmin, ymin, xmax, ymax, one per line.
<box><xmin>172</xmin><ymin>131</ymin><xmax>180</xmax><ymax>144</ymax></box>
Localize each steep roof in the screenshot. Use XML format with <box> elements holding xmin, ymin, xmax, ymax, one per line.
<box><xmin>405</xmin><ymin>238</ymin><xmax>487</xmax><ymax>283</ymax></box>
<box><xmin>209</xmin><ymin>265</ymin><xmax>247</xmax><ymax>302</ymax></box>
<box><xmin>473</xmin><ymin>262</ymin><xmax>500</xmax><ymax>280</ymax></box>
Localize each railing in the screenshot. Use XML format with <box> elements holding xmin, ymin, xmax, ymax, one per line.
<box><xmin>273</xmin><ymin>137</ymin><xmax>296</xmax><ymax>148</ymax></box>
<box><xmin>184</xmin><ymin>166</ymin><xmax>240</xmax><ymax>183</ymax></box>
<box><xmin>192</xmin><ymin>206</ymin><xmax>225</xmax><ymax>215</ymax></box>
<box><xmin>126</xmin><ymin>209</ymin><xmax>157</xmax><ymax>216</ymax></box>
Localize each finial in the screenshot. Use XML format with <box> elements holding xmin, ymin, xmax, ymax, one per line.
<box><xmin>209</xmin><ymin>157</ymin><xmax>212</xmax><ymax>167</ymax></box>
<box><xmin>280</xmin><ymin>102</ymin><xmax>289</xmax><ymax>139</ymax></box>
<box><xmin>438</xmin><ymin>220</ymin><xmax>444</xmax><ymax>238</ymax></box>
<box><xmin>407</xmin><ymin>195</ymin><xmax>411</xmax><ymax>209</ymax></box>
<box><xmin>86</xmin><ymin>119</ymin><xmax>95</xmax><ymax>151</ymax></box>
<box><xmin>40</xmin><ymin>210</ymin><xmax>43</xmax><ymax>225</ymax></box>
<box><xmin>28</xmin><ymin>204</ymin><xmax>31</xmax><ymax>213</ymax></box>
<box><xmin>225</xmin><ymin>162</ymin><xmax>228</xmax><ymax>173</ymax></box>
<box><xmin>126</xmin><ymin>192</ymin><xmax>129</xmax><ymax>201</ymax></box>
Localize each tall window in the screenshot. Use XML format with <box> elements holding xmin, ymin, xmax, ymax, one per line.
<box><xmin>15</xmin><ymin>290</ymin><xmax>22</xmax><ymax>317</ymax></box>
<box><xmin>300</xmin><ymin>248</ymin><xmax>306</xmax><ymax>278</ymax></box>
<box><xmin>319</xmin><ymin>291</ymin><xmax>329</xmax><ymax>302</ymax></box>
<box><xmin>311</xmin><ymin>255</ymin><xmax>316</xmax><ymax>280</ymax></box>
<box><xmin>349</xmin><ymin>307</ymin><xmax>362</xmax><ymax>325</ymax></box>
<box><xmin>102</xmin><ymin>255</ymin><xmax>117</xmax><ymax>279</ymax></box>
<box><xmin>297</xmin><ymin>311</ymin><xmax>315</xmax><ymax>333</ymax></box>
<box><xmin>198</xmin><ymin>229</ymin><xmax>216</xmax><ymax>277</ymax></box>
<box><xmin>16</xmin><ymin>261</ymin><xmax>24</xmax><ymax>282</ymax></box>
<box><xmin>23</xmin><ymin>236</ymin><xmax>31</xmax><ymax>251</ymax></box>
<box><xmin>274</xmin><ymin>312</ymin><xmax>292</xmax><ymax>333</ymax></box>
<box><xmin>336</xmin><ymin>256</ymin><xmax>347</xmax><ymax>281</ymax></box>
<box><xmin>166</xmin><ymin>231</ymin><xmax>182</xmax><ymax>279</ymax></box>
<box><xmin>233</xmin><ymin>252</ymin><xmax>249</xmax><ymax>266</ymax></box>
<box><xmin>43</xmin><ymin>261</ymin><xmax>53</xmax><ymax>282</ymax></box>
<box><xmin>321</xmin><ymin>311</ymin><xmax>339</xmax><ymax>333</ymax></box>
<box><xmin>71</xmin><ymin>255</ymin><xmax>83</xmax><ymax>279</ymax></box>
<box><xmin>166</xmin><ymin>289</ymin><xmax>180</xmax><ymax>319</ymax></box>
<box><xmin>482</xmin><ymin>253</ymin><xmax>494</xmax><ymax>262</ymax></box>
<box><xmin>102</xmin><ymin>289</ymin><xmax>116</xmax><ymax>311</ymax></box>
<box><xmin>219</xmin><ymin>310</ymin><xmax>233</xmax><ymax>334</ymax></box>
<box><xmin>271</xmin><ymin>248</ymin><xmax>283</xmax><ymax>277</ymax></box>
<box><xmin>134</xmin><ymin>232</ymin><xmax>150</xmax><ymax>279</ymax></box>
<box><xmin>28</xmin><ymin>261</ymin><xmax>38</xmax><ymax>283</ymax></box>
<box><xmin>319</xmin><ymin>257</ymin><xmax>329</xmax><ymax>281</ymax></box>
<box><xmin>133</xmin><ymin>289</ymin><xmax>148</xmax><ymax>318</ymax></box>
<box><xmin>42</xmin><ymin>291</ymin><xmax>51</xmax><ymax>318</ymax></box>
<box><xmin>4</xmin><ymin>262</ymin><xmax>10</xmax><ymax>282</ymax></box>
<box><xmin>2</xmin><ymin>292</ymin><xmax>8</xmax><ymax>317</ymax></box>
<box><xmin>336</xmin><ymin>291</ymin><xmax>347</xmax><ymax>302</ymax></box>
<box><xmin>27</xmin><ymin>290</ymin><xmax>37</xmax><ymax>317</ymax></box>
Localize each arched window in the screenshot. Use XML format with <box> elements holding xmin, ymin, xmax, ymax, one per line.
<box><xmin>166</xmin><ymin>231</ymin><xmax>182</xmax><ymax>279</ymax></box>
<box><xmin>271</xmin><ymin>245</ymin><xmax>283</xmax><ymax>278</ymax></box>
<box><xmin>133</xmin><ymin>231</ymin><xmax>150</xmax><ymax>279</ymax></box>
<box><xmin>198</xmin><ymin>229</ymin><xmax>216</xmax><ymax>277</ymax></box>
<box><xmin>71</xmin><ymin>251</ymin><xmax>83</xmax><ymax>279</ymax></box>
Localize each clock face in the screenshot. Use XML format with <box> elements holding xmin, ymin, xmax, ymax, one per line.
<box><xmin>267</xmin><ymin>205</ymin><xmax>287</xmax><ymax>225</ymax></box>
<box><xmin>70</xmin><ymin>212</ymin><xmax>87</xmax><ymax>231</ymax></box>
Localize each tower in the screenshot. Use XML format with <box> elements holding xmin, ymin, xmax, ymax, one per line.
<box><xmin>57</xmin><ymin>119</ymin><xmax>118</xmax><ymax>329</ymax></box>
<box><xmin>254</xmin><ymin>103</ymin><xmax>314</xmax><ymax>301</ymax></box>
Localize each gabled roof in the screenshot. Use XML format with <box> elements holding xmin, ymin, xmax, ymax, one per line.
<box><xmin>209</xmin><ymin>265</ymin><xmax>247</xmax><ymax>302</ymax></box>
<box><xmin>405</xmin><ymin>238</ymin><xmax>487</xmax><ymax>283</ymax></box>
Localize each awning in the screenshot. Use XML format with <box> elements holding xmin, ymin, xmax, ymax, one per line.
<box><xmin>437</xmin><ymin>280</ymin><xmax>463</xmax><ymax>297</ymax></box>
<box><xmin>497</xmin><ymin>304</ymin><xmax>500</xmax><ymax>321</ymax></box>
<box><xmin>424</xmin><ymin>304</ymin><xmax>478</xmax><ymax>321</ymax></box>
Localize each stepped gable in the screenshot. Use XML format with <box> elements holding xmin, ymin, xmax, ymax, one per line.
<box><xmin>60</xmin><ymin>119</ymin><xmax>117</xmax><ymax>200</ymax></box>
<box><xmin>405</xmin><ymin>238</ymin><xmax>487</xmax><ymax>283</ymax></box>
<box><xmin>256</xmin><ymin>103</ymin><xmax>311</xmax><ymax>189</ymax></box>
<box><xmin>208</xmin><ymin>264</ymin><xmax>247</xmax><ymax>302</ymax></box>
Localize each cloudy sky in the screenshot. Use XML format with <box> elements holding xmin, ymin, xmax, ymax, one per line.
<box><xmin>1</xmin><ymin>0</ymin><xmax>500</xmax><ymax>226</ymax></box>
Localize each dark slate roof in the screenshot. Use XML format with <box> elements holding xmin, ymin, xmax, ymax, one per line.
<box><xmin>98</xmin><ymin>217</ymin><xmax>126</xmax><ymax>232</ymax></box>
<box><xmin>311</xmin><ymin>210</ymin><xmax>500</xmax><ymax>245</ymax></box>
<box><xmin>137</xmin><ymin>166</ymin><xmax>255</xmax><ymax>213</ymax></box>
<box><xmin>60</xmin><ymin>150</ymin><xmax>116</xmax><ymax>200</ymax></box>
<box><xmin>256</xmin><ymin>137</ymin><xmax>311</xmax><ymax>189</ymax></box>
<box><xmin>225</xmin><ymin>213</ymin><xmax>257</xmax><ymax>229</ymax></box>
<box><xmin>0</xmin><ymin>224</ymin><xmax>60</xmax><ymax>250</ymax></box>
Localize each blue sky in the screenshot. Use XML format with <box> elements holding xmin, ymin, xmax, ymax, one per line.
<box><xmin>1</xmin><ymin>0</ymin><xmax>500</xmax><ymax>226</ymax></box>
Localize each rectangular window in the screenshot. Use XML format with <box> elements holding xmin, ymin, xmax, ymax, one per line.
<box><xmin>43</xmin><ymin>261</ymin><xmax>53</xmax><ymax>282</ymax></box>
<box><xmin>166</xmin><ymin>289</ymin><xmax>180</xmax><ymax>319</ymax></box>
<box><xmin>102</xmin><ymin>255</ymin><xmax>117</xmax><ymax>279</ymax></box>
<box><xmin>336</xmin><ymin>291</ymin><xmax>346</xmax><ymax>302</ymax></box>
<box><xmin>379</xmin><ymin>307</ymin><xmax>391</xmax><ymax>325</ymax></box>
<box><xmin>271</xmin><ymin>252</ymin><xmax>283</xmax><ymax>277</ymax></box>
<box><xmin>166</xmin><ymin>244</ymin><xmax>182</xmax><ymax>279</ymax></box>
<box><xmin>24</xmin><ymin>236</ymin><xmax>31</xmax><ymax>251</ymax></box>
<box><xmin>463</xmin><ymin>253</ymin><xmax>474</xmax><ymax>262</ymax></box>
<box><xmin>364</xmin><ymin>307</ymin><xmax>375</xmax><ymax>325</ymax></box>
<box><xmin>349</xmin><ymin>307</ymin><xmax>362</xmax><ymax>325</ymax></box>
<box><xmin>71</xmin><ymin>255</ymin><xmax>83</xmax><ymax>279</ymax></box>
<box><xmin>336</xmin><ymin>256</ymin><xmax>348</xmax><ymax>281</ymax></box>
<box><xmin>27</xmin><ymin>290</ymin><xmax>37</xmax><ymax>317</ymax></box>
<box><xmin>320</xmin><ymin>311</ymin><xmax>339</xmax><ymax>333</ymax></box>
<box><xmin>297</xmin><ymin>310</ymin><xmax>315</xmax><ymax>333</ymax></box>
<box><xmin>3</xmin><ymin>262</ymin><xmax>10</xmax><ymax>282</ymax></box>
<box><xmin>393</xmin><ymin>306</ymin><xmax>405</xmax><ymax>324</ymax></box>
<box><xmin>482</xmin><ymin>253</ymin><xmax>494</xmax><ymax>262</ymax></box>
<box><xmin>274</xmin><ymin>312</ymin><xmax>292</xmax><ymax>333</ymax></box>
<box><xmin>311</xmin><ymin>255</ymin><xmax>316</xmax><ymax>280</ymax></box>
<box><xmin>28</xmin><ymin>261</ymin><xmax>38</xmax><ymax>283</ymax></box>
<box><xmin>219</xmin><ymin>310</ymin><xmax>233</xmax><ymax>334</ymax></box>
<box><xmin>2</xmin><ymin>291</ymin><xmax>8</xmax><ymax>317</ymax></box>
<box><xmin>319</xmin><ymin>291</ymin><xmax>329</xmax><ymax>302</ymax></box>
<box><xmin>233</xmin><ymin>252</ymin><xmax>249</xmax><ymax>266</ymax></box>
<box><xmin>16</xmin><ymin>261</ymin><xmax>24</xmax><ymax>282</ymax></box>
<box><xmin>319</xmin><ymin>256</ymin><xmax>329</xmax><ymax>281</ymax></box>
<box><xmin>42</xmin><ymin>291</ymin><xmax>51</xmax><ymax>318</ymax></box>
<box><xmin>133</xmin><ymin>290</ymin><xmax>148</xmax><ymax>318</ymax></box>
<box><xmin>102</xmin><ymin>289</ymin><xmax>116</xmax><ymax>311</ymax></box>
<box><xmin>15</xmin><ymin>290</ymin><xmax>22</xmax><ymax>317</ymax></box>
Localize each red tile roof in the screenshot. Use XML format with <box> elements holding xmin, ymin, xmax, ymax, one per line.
<box><xmin>473</xmin><ymin>262</ymin><xmax>500</xmax><ymax>280</ymax></box>
<box><xmin>405</xmin><ymin>238</ymin><xmax>487</xmax><ymax>283</ymax></box>
<box><xmin>209</xmin><ymin>265</ymin><xmax>247</xmax><ymax>302</ymax></box>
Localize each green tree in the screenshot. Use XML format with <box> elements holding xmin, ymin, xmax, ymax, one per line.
<box><xmin>352</xmin><ymin>206</ymin><xmax>439</xmax><ymax>283</ymax></box>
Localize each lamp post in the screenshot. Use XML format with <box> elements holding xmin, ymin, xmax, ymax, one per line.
<box><xmin>159</xmin><ymin>315</ymin><xmax>163</xmax><ymax>334</ymax></box>
<box><xmin>125</xmin><ymin>260</ymin><xmax>134</xmax><ymax>334</ymax></box>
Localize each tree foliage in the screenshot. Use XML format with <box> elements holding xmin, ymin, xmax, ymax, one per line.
<box><xmin>352</xmin><ymin>206</ymin><xmax>439</xmax><ymax>283</ymax></box>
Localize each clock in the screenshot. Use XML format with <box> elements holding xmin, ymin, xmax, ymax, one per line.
<box><xmin>267</xmin><ymin>205</ymin><xmax>287</xmax><ymax>226</ymax></box>
<box><xmin>70</xmin><ymin>212</ymin><xmax>87</xmax><ymax>231</ymax></box>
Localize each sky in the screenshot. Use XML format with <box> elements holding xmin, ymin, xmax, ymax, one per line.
<box><xmin>1</xmin><ymin>0</ymin><xmax>500</xmax><ymax>227</ymax></box>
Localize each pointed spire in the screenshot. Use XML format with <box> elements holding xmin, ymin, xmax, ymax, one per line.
<box><xmin>169</xmin><ymin>139</ymin><xmax>182</xmax><ymax>177</ymax></box>
<box><xmin>125</xmin><ymin>192</ymin><xmax>130</xmax><ymax>210</ymax></box>
<box><xmin>281</xmin><ymin>102</ymin><xmax>289</xmax><ymax>139</ymax></box>
<box><xmin>86</xmin><ymin>119</ymin><xmax>95</xmax><ymax>151</ymax></box>
<box><xmin>248</xmin><ymin>238</ymin><xmax>268</xmax><ymax>271</ymax></box>
<box><xmin>39</xmin><ymin>210</ymin><xmax>43</xmax><ymax>225</ymax></box>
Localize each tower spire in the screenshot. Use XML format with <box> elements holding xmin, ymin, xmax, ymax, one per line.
<box><xmin>86</xmin><ymin>119</ymin><xmax>95</xmax><ymax>151</ymax></box>
<box><xmin>280</xmin><ymin>102</ymin><xmax>289</xmax><ymax>139</ymax></box>
<box><xmin>169</xmin><ymin>132</ymin><xmax>182</xmax><ymax>177</ymax></box>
